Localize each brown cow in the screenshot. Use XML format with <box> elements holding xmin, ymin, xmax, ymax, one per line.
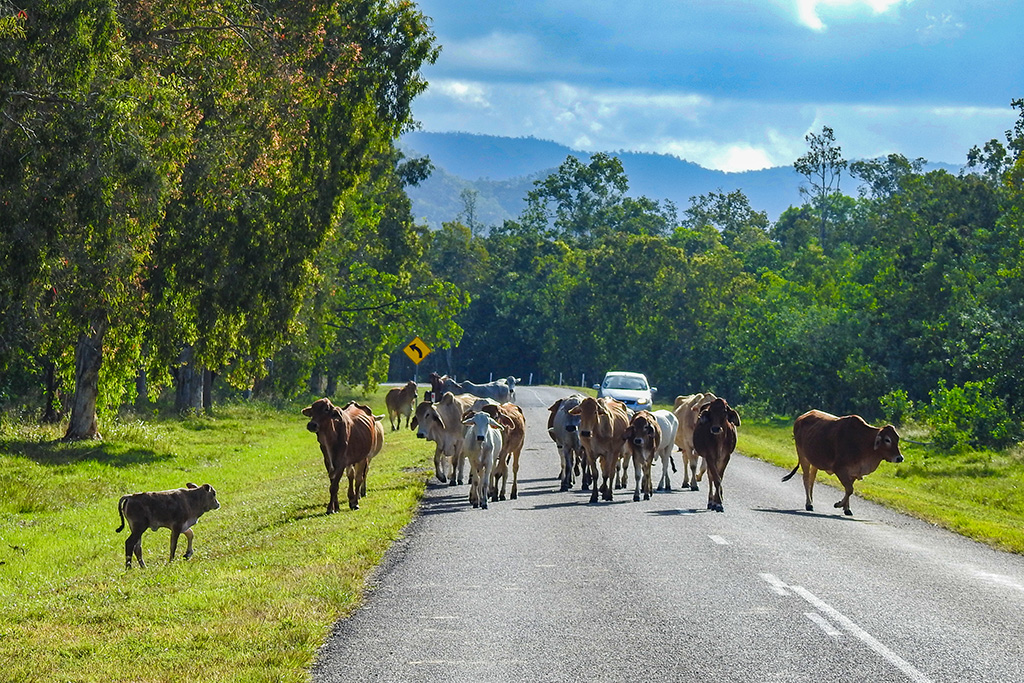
<box><xmin>785</xmin><ymin>409</ymin><xmax>904</xmax><ymax>516</ymax></box>
<box><xmin>385</xmin><ymin>381</ymin><xmax>418</xmax><ymax>431</ymax></box>
<box><xmin>116</xmin><ymin>482</ymin><xmax>220</xmax><ymax>569</ymax></box>
<box><xmin>342</xmin><ymin>401</ymin><xmax>385</xmax><ymax>500</ymax></box>
<box><xmin>481</xmin><ymin>402</ymin><xmax>526</xmax><ymax>501</ymax></box>
<box><xmin>302</xmin><ymin>397</ymin><xmax>381</xmax><ymax>513</ymax></box>
<box><xmin>569</xmin><ymin>397</ymin><xmax>630</xmax><ymax>503</ymax></box>
<box><xmin>622</xmin><ymin>410</ymin><xmax>661</xmax><ymax>502</ymax></box>
<box><xmin>692</xmin><ymin>397</ymin><xmax>740</xmax><ymax>512</ymax></box>
<box><xmin>672</xmin><ymin>391</ymin><xmax>716</xmax><ymax>490</ymax></box>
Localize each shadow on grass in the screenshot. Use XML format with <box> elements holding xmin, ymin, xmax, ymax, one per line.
<box><xmin>894</xmin><ymin>463</ymin><xmax>999</xmax><ymax>479</ymax></box>
<box><xmin>1</xmin><ymin>438</ymin><xmax>172</xmax><ymax>468</ymax></box>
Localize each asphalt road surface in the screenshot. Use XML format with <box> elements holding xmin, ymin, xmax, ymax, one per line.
<box><xmin>311</xmin><ymin>385</ymin><xmax>1024</xmax><ymax>682</ymax></box>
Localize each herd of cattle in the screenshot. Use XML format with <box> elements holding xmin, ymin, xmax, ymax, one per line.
<box><xmin>113</xmin><ymin>375</ymin><xmax>905</xmax><ymax>567</ymax></box>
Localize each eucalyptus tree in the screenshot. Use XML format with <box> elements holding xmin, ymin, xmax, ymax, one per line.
<box><xmin>1</xmin><ymin>0</ymin><xmax>193</xmax><ymax>438</ymax></box>
<box><xmin>794</xmin><ymin>125</ymin><xmax>847</xmax><ymax>252</ymax></box>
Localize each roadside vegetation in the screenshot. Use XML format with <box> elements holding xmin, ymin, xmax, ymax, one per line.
<box><xmin>0</xmin><ymin>388</ymin><xmax>433</xmax><ymax>683</ymax></box>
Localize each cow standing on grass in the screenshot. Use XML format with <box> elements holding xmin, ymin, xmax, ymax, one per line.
<box><xmin>692</xmin><ymin>397</ymin><xmax>740</xmax><ymax>512</ymax></box>
<box><xmin>116</xmin><ymin>483</ymin><xmax>221</xmax><ymax>569</ymax></box>
<box><xmin>784</xmin><ymin>409</ymin><xmax>904</xmax><ymax>516</ymax></box>
<box><xmin>302</xmin><ymin>397</ymin><xmax>381</xmax><ymax>513</ymax></box>
<box><xmin>385</xmin><ymin>381</ymin><xmax>418</xmax><ymax>431</ymax></box>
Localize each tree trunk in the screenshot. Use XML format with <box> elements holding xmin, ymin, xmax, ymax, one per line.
<box><xmin>325</xmin><ymin>373</ymin><xmax>337</xmax><ymax>397</ymax></box>
<box><xmin>135</xmin><ymin>367</ymin><xmax>149</xmax><ymax>411</ymax></box>
<box><xmin>174</xmin><ymin>345</ymin><xmax>204</xmax><ymax>414</ymax></box>
<box><xmin>203</xmin><ymin>369</ymin><xmax>215</xmax><ymax>412</ymax></box>
<box><xmin>41</xmin><ymin>359</ymin><xmax>62</xmax><ymax>424</ymax></box>
<box><xmin>63</xmin><ymin>325</ymin><xmax>105</xmax><ymax>441</ymax></box>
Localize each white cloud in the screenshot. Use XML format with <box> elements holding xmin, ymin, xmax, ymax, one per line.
<box><xmin>917</xmin><ymin>12</ymin><xmax>966</xmax><ymax>44</ymax></box>
<box><xmin>416</xmin><ymin>78</ymin><xmax>1018</xmax><ymax>172</ymax></box>
<box><xmin>437</xmin><ymin>31</ymin><xmax>554</xmax><ymax>74</ymax></box>
<box><xmin>793</xmin><ymin>0</ymin><xmax>911</xmax><ymax>31</ymax></box>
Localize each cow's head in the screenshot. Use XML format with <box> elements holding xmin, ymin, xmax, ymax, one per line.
<box><xmin>185</xmin><ymin>482</ymin><xmax>221</xmax><ymax>511</ymax></box>
<box><xmin>622</xmin><ymin>411</ymin><xmax>655</xmax><ymax>448</ymax></box>
<box><xmin>411</xmin><ymin>400</ymin><xmax>443</xmax><ymax>437</ymax></box>
<box><xmin>302</xmin><ymin>398</ymin><xmax>343</xmax><ymax>433</ymax></box>
<box><xmin>462</xmin><ymin>410</ymin><xmax>503</xmax><ymax>442</ymax></box>
<box><xmin>874</xmin><ymin>424</ymin><xmax>904</xmax><ymax>463</ymax></box>
<box><xmin>697</xmin><ymin>398</ymin><xmax>740</xmax><ymax>435</ymax></box>
<box><xmin>569</xmin><ymin>397</ymin><xmax>601</xmax><ymax>437</ymax></box>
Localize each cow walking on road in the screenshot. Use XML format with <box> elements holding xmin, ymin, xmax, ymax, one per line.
<box><xmin>785</xmin><ymin>409</ymin><xmax>904</xmax><ymax>516</ymax></box>
<box><xmin>692</xmin><ymin>397</ymin><xmax>740</xmax><ymax>512</ymax></box>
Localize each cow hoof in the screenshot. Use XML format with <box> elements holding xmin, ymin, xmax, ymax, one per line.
<box><xmin>643</xmin><ymin>493</ymin><xmax>651</xmax><ymax>501</ymax></box>
<box><xmin>633</xmin><ymin>493</ymin><xmax>641</xmax><ymax>502</ymax></box>
<box><xmin>707</xmin><ymin>502</ymin><xmax>715</xmax><ymax>510</ymax></box>
<box><xmin>716</xmin><ymin>505</ymin><xmax>724</xmax><ymax>513</ymax></box>
<box><xmin>690</xmin><ymin>484</ymin><xmax>699</xmax><ymax>492</ymax></box>
<box><xmin>806</xmin><ymin>504</ymin><xmax>814</xmax><ymax>511</ymax></box>
<box><xmin>510</xmin><ymin>492</ymin><xmax>517</xmax><ymax>500</ymax></box>
<box><xmin>844</xmin><ymin>509</ymin><xmax>853</xmax><ymax>516</ymax></box>
<box><xmin>448</xmin><ymin>479</ymin><xmax>458</xmax><ymax>487</ymax></box>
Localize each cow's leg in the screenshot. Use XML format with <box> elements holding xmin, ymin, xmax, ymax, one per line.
<box><xmin>481</xmin><ymin>459</ymin><xmax>493</xmax><ymax>509</ymax></box>
<box><xmin>603</xmin><ymin>455</ymin><xmax>615</xmax><ymax>501</ymax></box>
<box><xmin>560</xmin><ymin>445</ymin><xmax>572</xmax><ymax>491</ymax></box>
<box><xmin>588</xmin><ymin>454</ymin><xmax>601</xmax><ymax>503</ymax></box>
<box><xmin>169</xmin><ymin>526</ymin><xmax>182</xmax><ymax>561</ymax></box>
<box><xmin>657</xmin><ymin>451</ymin><xmax>671</xmax><ymax>492</ymax></box>
<box><xmin>327</xmin><ymin>473</ymin><xmax>342</xmax><ymax>514</ymax></box>
<box><xmin>347</xmin><ymin>469</ymin><xmax>359</xmax><ymax>510</ymax></box>
<box><xmin>835</xmin><ymin>473</ymin><xmax>855</xmax><ymax>516</ymax></box>
<box><xmin>433</xmin><ymin>445</ymin><xmax>447</xmax><ymax>483</ymax></box>
<box><xmin>182</xmin><ymin>528</ymin><xmax>195</xmax><ymax>559</ymax></box>
<box><xmin>632</xmin><ymin>453</ymin><xmax>643</xmax><ymax>502</ymax></box>
<box><xmin>125</xmin><ymin>528</ymin><xmax>145</xmax><ymax>569</ymax></box>
<box><xmin>510</xmin><ymin>452</ymin><xmax>520</xmax><ymax>499</ymax></box>
<box><xmin>801</xmin><ymin>463</ymin><xmax>816</xmax><ymax>511</ymax></box>
<box><xmin>705</xmin><ymin>458</ymin><xmax>721</xmax><ymax>511</ymax></box>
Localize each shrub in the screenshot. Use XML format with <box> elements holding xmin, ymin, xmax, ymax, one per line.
<box><xmin>879</xmin><ymin>388</ymin><xmax>914</xmax><ymax>426</ymax></box>
<box><xmin>922</xmin><ymin>380</ymin><xmax>1019</xmax><ymax>452</ymax></box>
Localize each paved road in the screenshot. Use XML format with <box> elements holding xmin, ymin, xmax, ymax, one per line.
<box><xmin>312</xmin><ymin>385</ymin><xmax>1024</xmax><ymax>682</ymax></box>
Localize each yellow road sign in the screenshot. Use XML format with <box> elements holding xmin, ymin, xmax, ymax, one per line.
<box><xmin>403</xmin><ymin>337</ymin><xmax>432</xmax><ymax>364</ymax></box>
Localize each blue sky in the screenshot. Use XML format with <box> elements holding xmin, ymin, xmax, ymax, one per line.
<box><xmin>410</xmin><ymin>0</ymin><xmax>1022</xmax><ymax>171</ymax></box>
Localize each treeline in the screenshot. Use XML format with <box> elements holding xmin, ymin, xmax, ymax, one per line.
<box><xmin>0</xmin><ymin>1</ymin><xmax>466</xmax><ymax>438</ymax></box>
<box><xmin>409</xmin><ymin>110</ymin><xmax>1024</xmax><ymax>450</ymax></box>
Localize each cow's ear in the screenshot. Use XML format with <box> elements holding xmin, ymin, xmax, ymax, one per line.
<box><xmin>548</xmin><ymin>399</ymin><xmax>563</xmax><ymax>413</ymax></box>
<box><xmin>568</xmin><ymin>406</ymin><xmax>580</xmax><ymax>415</ymax></box>
<box><xmin>201</xmin><ymin>484</ymin><xmax>211</xmax><ymax>491</ymax></box>
<box><xmin>186</xmin><ymin>482</ymin><xmax>197</xmax><ymax>489</ymax></box>
<box><xmin>873</xmin><ymin>432</ymin><xmax>883</xmax><ymax>450</ymax></box>
<box><xmin>488</xmin><ymin>417</ymin><xmax>504</xmax><ymax>430</ymax></box>
<box><xmin>410</xmin><ymin>416</ymin><xmax>418</xmax><ymax>430</ymax></box>
<box><xmin>331</xmin><ymin>406</ymin><xmax>344</xmax><ymax>420</ymax></box>
<box><xmin>302</xmin><ymin>406</ymin><xmax>313</xmax><ymax>417</ymax></box>
<box><xmin>434</xmin><ymin>413</ymin><xmax>446</xmax><ymax>430</ymax></box>
<box><xmin>728</xmin><ymin>409</ymin><xmax>741</xmax><ymax>427</ymax></box>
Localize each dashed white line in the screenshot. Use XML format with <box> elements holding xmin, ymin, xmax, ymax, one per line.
<box><xmin>708</xmin><ymin>534</ymin><xmax>730</xmax><ymax>545</ymax></box>
<box><xmin>805</xmin><ymin>611</ymin><xmax>843</xmax><ymax>637</ymax></box>
<box><xmin>789</xmin><ymin>585</ymin><xmax>933</xmax><ymax>683</ymax></box>
<box><xmin>758</xmin><ymin>572</ymin><xmax>791</xmax><ymax>596</ymax></box>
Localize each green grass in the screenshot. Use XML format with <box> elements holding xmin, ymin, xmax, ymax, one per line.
<box><xmin>738</xmin><ymin>418</ymin><xmax>1024</xmax><ymax>554</ymax></box>
<box><xmin>0</xmin><ymin>390</ymin><xmax>433</xmax><ymax>682</ymax></box>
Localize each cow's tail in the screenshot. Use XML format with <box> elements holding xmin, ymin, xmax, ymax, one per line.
<box><xmin>669</xmin><ymin>454</ymin><xmax>677</xmax><ymax>473</ymax></box>
<box><xmin>781</xmin><ymin>464</ymin><xmax>800</xmax><ymax>482</ymax></box>
<box><xmin>115</xmin><ymin>495</ymin><xmax>129</xmax><ymax>532</ymax></box>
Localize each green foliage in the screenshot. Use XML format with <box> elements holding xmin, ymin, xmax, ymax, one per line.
<box><xmin>922</xmin><ymin>380</ymin><xmax>1019</xmax><ymax>452</ymax></box>
<box><xmin>879</xmin><ymin>388</ymin><xmax>915</xmax><ymax>426</ymax></box>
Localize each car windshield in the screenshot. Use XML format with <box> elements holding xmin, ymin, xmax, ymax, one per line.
<box><xmin>604</xmin><ymin>376</ymin><xmax>647</xmax><ymax>391</ymax></box>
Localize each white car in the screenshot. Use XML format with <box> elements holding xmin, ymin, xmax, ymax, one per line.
<box><xmin>594</xmin><ymin>371</ymin><xmax>656</xmax><ymax>412</ymax></box>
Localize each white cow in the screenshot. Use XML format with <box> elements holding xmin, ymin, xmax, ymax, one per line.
<box><xmin>462</xmin><ymin>411</ymin><xmax>504</xmax><ymax>509</ymax></box>
<box><xmin>652</xmin><ymin>409</ymin><xmax>679</xmax><ymax>492</ymax></box>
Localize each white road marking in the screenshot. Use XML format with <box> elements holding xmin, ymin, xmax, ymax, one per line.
<box><xmin>805</xmin><ymin>611</ymin><xmax>843</xmax><ymax>637</ymax></box>
<box><xmin>789</xmin><ymin>585</ymin><xmax>933</xmax><ymax>683</ymax></box>
<box><xmin>758</xmin><ymin>573</ymin><xmax>791</xmax><ymax>596</ymax></box>
<box><xmin>974</xmin><ymin>571</ymin><xmax>1024</xmax><ymax>594</ymax></box>
<box><xmin>708</xmin><ymin>535</ymin><xmax>730</xmax><ymax>545</ymax></box>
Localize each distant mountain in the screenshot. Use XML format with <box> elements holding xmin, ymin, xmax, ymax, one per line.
<box><xmin>400</xmin><ymin>131</ymin><xmax>959</xmax><ymax>231</ymax></box>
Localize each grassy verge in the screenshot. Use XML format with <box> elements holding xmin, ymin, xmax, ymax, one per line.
<box><xmin>0</xmin><ymin>390</ymin><xmax>432</xmax><ymax>682</ymax></box>
<box><xmin>738</xmin><ymin>418</ymin><xmax>1024</xmax><ymax>554</ymax></box>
